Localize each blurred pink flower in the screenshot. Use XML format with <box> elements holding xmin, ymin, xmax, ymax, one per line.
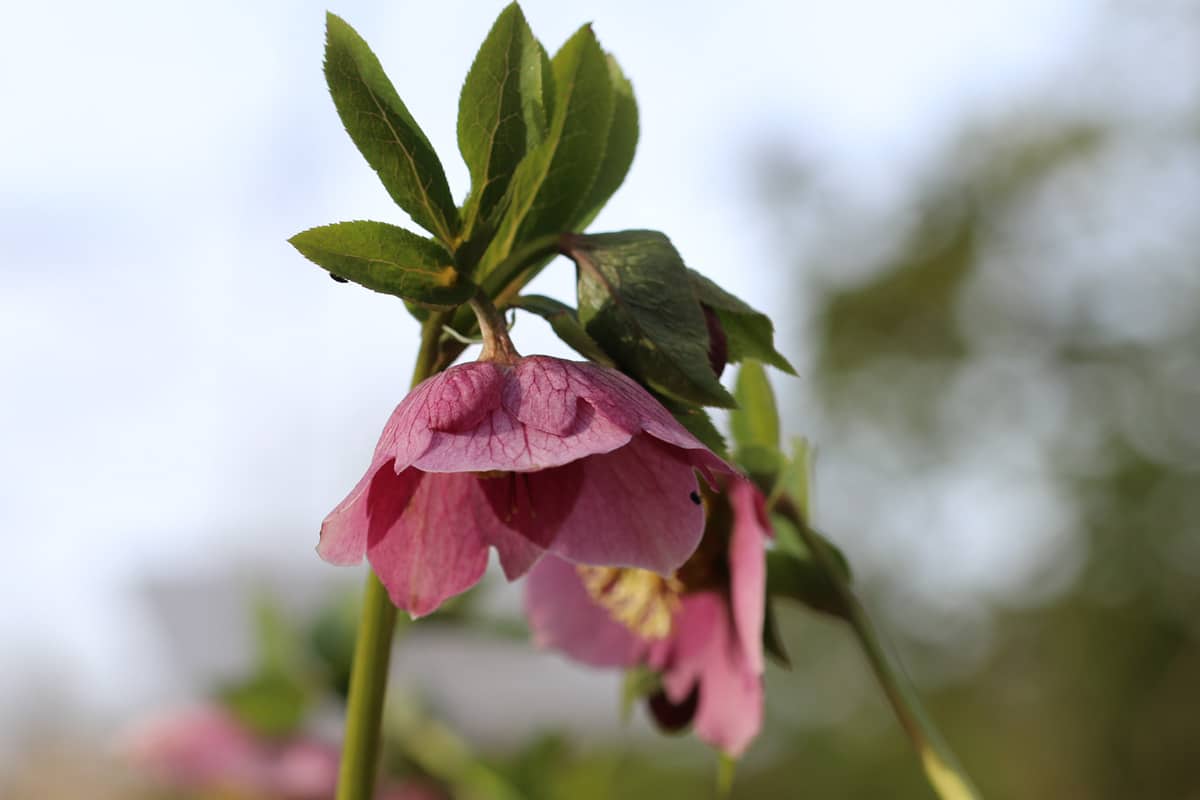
<box><xmin>524</xmin><ymin>477</ymin><xmax>769</xmax><ymax>756</ymax></box>
<box><xmin>319</xmin><ymin>355</ymin><xmax>729</xmax><ymax>616</ymax></box>
<box><xmin>124</xmin><ymin>706</ymin><xmax>443</xmax><ymax>799</ymax></box>
<box><xmin>123</xmin><ymin>706</ymin><xmax>337</xmax><ymax>798</ymax></box>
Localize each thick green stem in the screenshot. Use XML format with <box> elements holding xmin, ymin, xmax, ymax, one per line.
<box><xmin>774</xmin><ymin>497</ymin><xmax>983</xmax><ymax>800</ymax></box>
<box><xmin>335</xmin><ymin>316</ymin><xmax>445</xmax><ymax>800</ymax></box>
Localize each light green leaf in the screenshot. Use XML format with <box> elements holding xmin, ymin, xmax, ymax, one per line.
<box><xmin>731</xmin><ymin>359</ymin><xmax>781</xmax><ymax>451</ymax></box>
<box><xmin>567</xmin><ymin>230</ymin><xmax>736</xmax><ymax>408</ymax></box>
<box><xmin>511</xmin><ymin>294</ymin><xmax>613</xmax><ymax>365</ymax></box>
<box><xmin>574</xmin><ymin>54</ymin><xmax>638</xmax><ymax>229</ymax></box>
<box><xmin>290</xmin><ymin>221</ymin><xmax>473</xmax><ymax>307</ymax></box>
<box><xmin>325</xmin><ymin>14</ymin><xmax>460</xmax><ymax>245</ymax></box>
<box><xmin>457</xmin><ymin>4</ymin><xmax>549</xmax><ymax>234</ymax></box>
<box><xmin>485</xmin><ymin>25</ymin><xmax>614</xmax><ymax>268</ymax></box>
<box><xmin>687</xmin><ymin>269</ymin><xmax>795</xmax><ymax>374</ymax></box>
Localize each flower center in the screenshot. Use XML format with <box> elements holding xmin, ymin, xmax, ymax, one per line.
<box><xmin>576</xmin><ymin>566</ymin><xmax>683</xmax><ymax>640</ymax></box>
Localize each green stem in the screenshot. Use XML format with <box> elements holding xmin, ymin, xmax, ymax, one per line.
<box><xmin>335</xmin><ymin>316</ymin><xmax>445</xmax><ymax>800</ymax></box>
<box><xmin>774</xmin><ymin>497</ymin><xmax>983</xmax><ymax>800</ymax></box>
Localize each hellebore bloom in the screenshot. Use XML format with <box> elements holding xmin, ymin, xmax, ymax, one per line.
<box><xmin>524</xmin><ymin>477</ymin><xmax>769</xmax><ymax>757</ymax></box>
<box><xmin>319</xmin><ymin>355</ymin><xmax>729</xmax><ymax>616</ymax></box>
<box><xmin>123</xmin><ymin>706</ymin><xmax>341</xmax><ymax>799</ymax></box>
<box><xmin>124</xmin><ymin>706</ymin><xmax>444</xmax><ymax>799</ymax></box>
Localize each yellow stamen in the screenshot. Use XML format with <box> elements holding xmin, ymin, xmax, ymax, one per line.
<box><xmin>576</xmin><ymin>566</ymin><xmax>683</xmax><ymax>639</ymax></box>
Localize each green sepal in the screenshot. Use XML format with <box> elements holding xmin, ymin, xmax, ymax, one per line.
<box><xmin>324</xmin><ymin>14</ymin><xmax>460</xmax><ymax>245</ymax></box>
<box><xmin>567</xmin><ymin>230</ymin><xmax>736</xmax><ymax>408</ymax></box>
<box><xmin>289</xmin><ymin>221</ymin><xmax>475</xmax><ymax>307</ymax></box>
<box><xmin>688</xmin><ymin>269</ymin><xmax>795</xmax><ymax>374</ymax></box>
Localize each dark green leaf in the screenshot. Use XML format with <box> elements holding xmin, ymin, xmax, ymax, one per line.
<box><xmin>324</xmin><ymin>14</ymin><xmax>460</xmax><ymax>244</ymax></box>
<box><xmin>770</xmin><ymin>512</ymin><xmax>853</xmax><ymax>582</ymax></box>
<box><xmin>511</xmin><ymin>294</ymin><xmax>613</xmax><ymax>365</ymax></box>
<box><xmin>669</xmin><ymin>403</ymin><xmax>729</xmax><ymax>459</ymax></box>
<box><xmin>687</xmin><ymin>269</ymin><xmax>795</xmax><ymax>374</ymax></box>
<box><xmin>766</xmin><ymin>548</ymin><xmax>849</xmax><ymax>619</ymax></box>
<box><xmin>458</xmin><ymin>4</ymin><xmax>549</xmax><ymax>233</ymax></box>
<box><xmin>567</xmin><ymin>230</ymin><xmax>736</xmax><ymax>408</ymax></box>
<box><xmin>484</xmin><ymin>25</ymin><xmax>614</xmax><ymax>268</ymax></box>
<box><xmin>574</xmin><ymin>54</ymin><xmax>638</xmax><ymax>229</ymax></box>
<box><xmin>762</xmin><ymin>599</ymin><xmax>791</xmax><ymax>668</ymax></box>
<box><xmin>731</xmin><ymin>359</ymin><xmax>781</xmax><ymax>451</ymax></box>
<box><xmin>290</xmin><ymin>221</ymin><xmax>474</xmax><ymax>307</ymax></box>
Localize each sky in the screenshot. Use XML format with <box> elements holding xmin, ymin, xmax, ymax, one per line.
<box><xmin>0</xmin><ymin>0</ymin><xmax>1099</xmax><ymax>738</ymax></box>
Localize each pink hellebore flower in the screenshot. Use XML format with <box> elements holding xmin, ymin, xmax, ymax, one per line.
<box><xmin>524</xmin><ymin>477</ymin><xmax>769</xmax><ymax>757</ymax></box>
<box><xmin>319</xmin><ymin>355</ymin><xmax>729</xmax><ymax>616</ymax></box>
<box><xmin>123</xmin><ymin>706</ymin><xmax>339</xmax><ymax>799</ymax></box>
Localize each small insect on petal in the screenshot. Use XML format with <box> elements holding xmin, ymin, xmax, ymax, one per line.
<box><xmin>689</xmin><ymin>491</ymin><xmax>701</xmax><ymax>505</ymax></box>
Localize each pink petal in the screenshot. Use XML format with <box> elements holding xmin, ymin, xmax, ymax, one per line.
<box><xmin>567</xmin><ymin>359</ymin><xmax>735</xmax><ymax>477</ymax></box>
<box><xmin>651</xmin><ymin>592</ymin><xmax>764</xmax><ymax>757</ymax></box>
<box><xmin>547</xmin><ymin>435</ymin><xmax>708</xmax><ymax>573</ymax></box>
<box><xmin>691</xmin><ymin>626</ymin><xmax>764</xmax><ymax>758</ymax></box>
<box><xmin>650</xmin><ymin>592</ymin><xmax>723</xmax><ymax>701</ymax></box>
<box><xmin>524</xmin><ymin>556</ymin><xmax>646</xmax><ymax>668</ymax></box>
<box><xmin>370</xmin><ymin>362</ymin><xmax>506</xmax><ymax>472</ymax></box>
<box><xmin>317</xmin><ymin>459</ymin><xmax>421</xmax><ymax>566</ymax></box>
<box><xmin>728</xmin><ymin>478</ymin><xmax>769</xmax><ymax>675</ymax></box>
<box><xmin>476</xmin><ymin>467</ymin><xmax>582</xmax><ymax>552</ymax></box>
<box><xmin>365</xmin><ymin>471</ymin><xmax>491</xmax><ymax>617</ymax></box>
<box><xmin>415</xmin><ymin>399</ymin><xmax>632</xmax><ymax>474</ymax></box>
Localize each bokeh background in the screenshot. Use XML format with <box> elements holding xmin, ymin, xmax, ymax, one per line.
<box><xmin>3</xmin><ymin>0</ymin><xmax>1198</xmax><ymax>797</ymax></box>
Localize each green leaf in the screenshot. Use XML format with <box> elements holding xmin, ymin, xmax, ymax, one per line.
<box><xmin>290</xmin><ymin>221</ymin><xmax>474</xmax><ymax>307</ymax></box>
<box><xmin>458</xmin><ymin>4</ymin><xmax>549</xmax><ymax>233</ymax></box>
<box><xmin>687</xmin><ymin>269</ymin><xmax>795</xmax><ymax>374</ymax></box>
<box><xmin>324</xmin><ymin>14</ymin><xmax>460</xmax><ymax>244</ymax></box>
<box><xmin>567</xmin><ymin>230</ymin><xmax>736</xmax><ymax>408</ymax></box>
<box><xmin>669</xmin><ymin>403</ymin><xmax>729</xmax><ymax>459</ymax></box>
<box><xmin>219</xmin><ymin>671</ymin><xmax>310</xmax><ymax>739</ymax></box>
<box><xmin>731</xmin><ymin>360</ymin><xmax>781</xmax><ymax>451</ymax></box>
<box><xmin>573</xmin><ymin>54</ymin><xmax>638</xmax><ymax>229</ymax></box>
<box><xmin>762</xmin><ymin>599</ymin><xmax>791</xmax><ymax>668</ymax></box>
<box><xmin>766</xmin><ymin>548</ymin><xmax>849</xmax><ymax>619</ymax></box>
<box><xmin>770</xmin><ymin>513</ymin><xmax>853</xmax><ymax>582</ymax></box>
<box><xmin>511</xmin><ymin>294</ymin><xmax>613</xmax><ymax>365</ymax></box>
<box><xmin>485</xmin><ymin>25</ymin><xmax>614</xmax><ymax>268</ymax></box>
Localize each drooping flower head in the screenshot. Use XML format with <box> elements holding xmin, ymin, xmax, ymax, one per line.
<box><xmin>319</xmin><ymin>354</ymin><xmax>730</xmax><ymax>617</ymax></box>
<box><xmin>524</xmin><ymin>476</ymin><xmax>769</xmax><ymax>757</ymax></box>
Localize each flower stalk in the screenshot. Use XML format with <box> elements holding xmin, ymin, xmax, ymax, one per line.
<box><xmin>335</xmin><ymin>315</ymin><xmax>445</xmax><ymax>800</ymax></box>
<box><xmin>469</xmin><ymin>292</ymin><xmax>520</xmax><ymax>364</ymax></box>
<box><xmin>772</xmin><ymin>492</ymin><xmax>982</xmax><ymax>800</ymax></box>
